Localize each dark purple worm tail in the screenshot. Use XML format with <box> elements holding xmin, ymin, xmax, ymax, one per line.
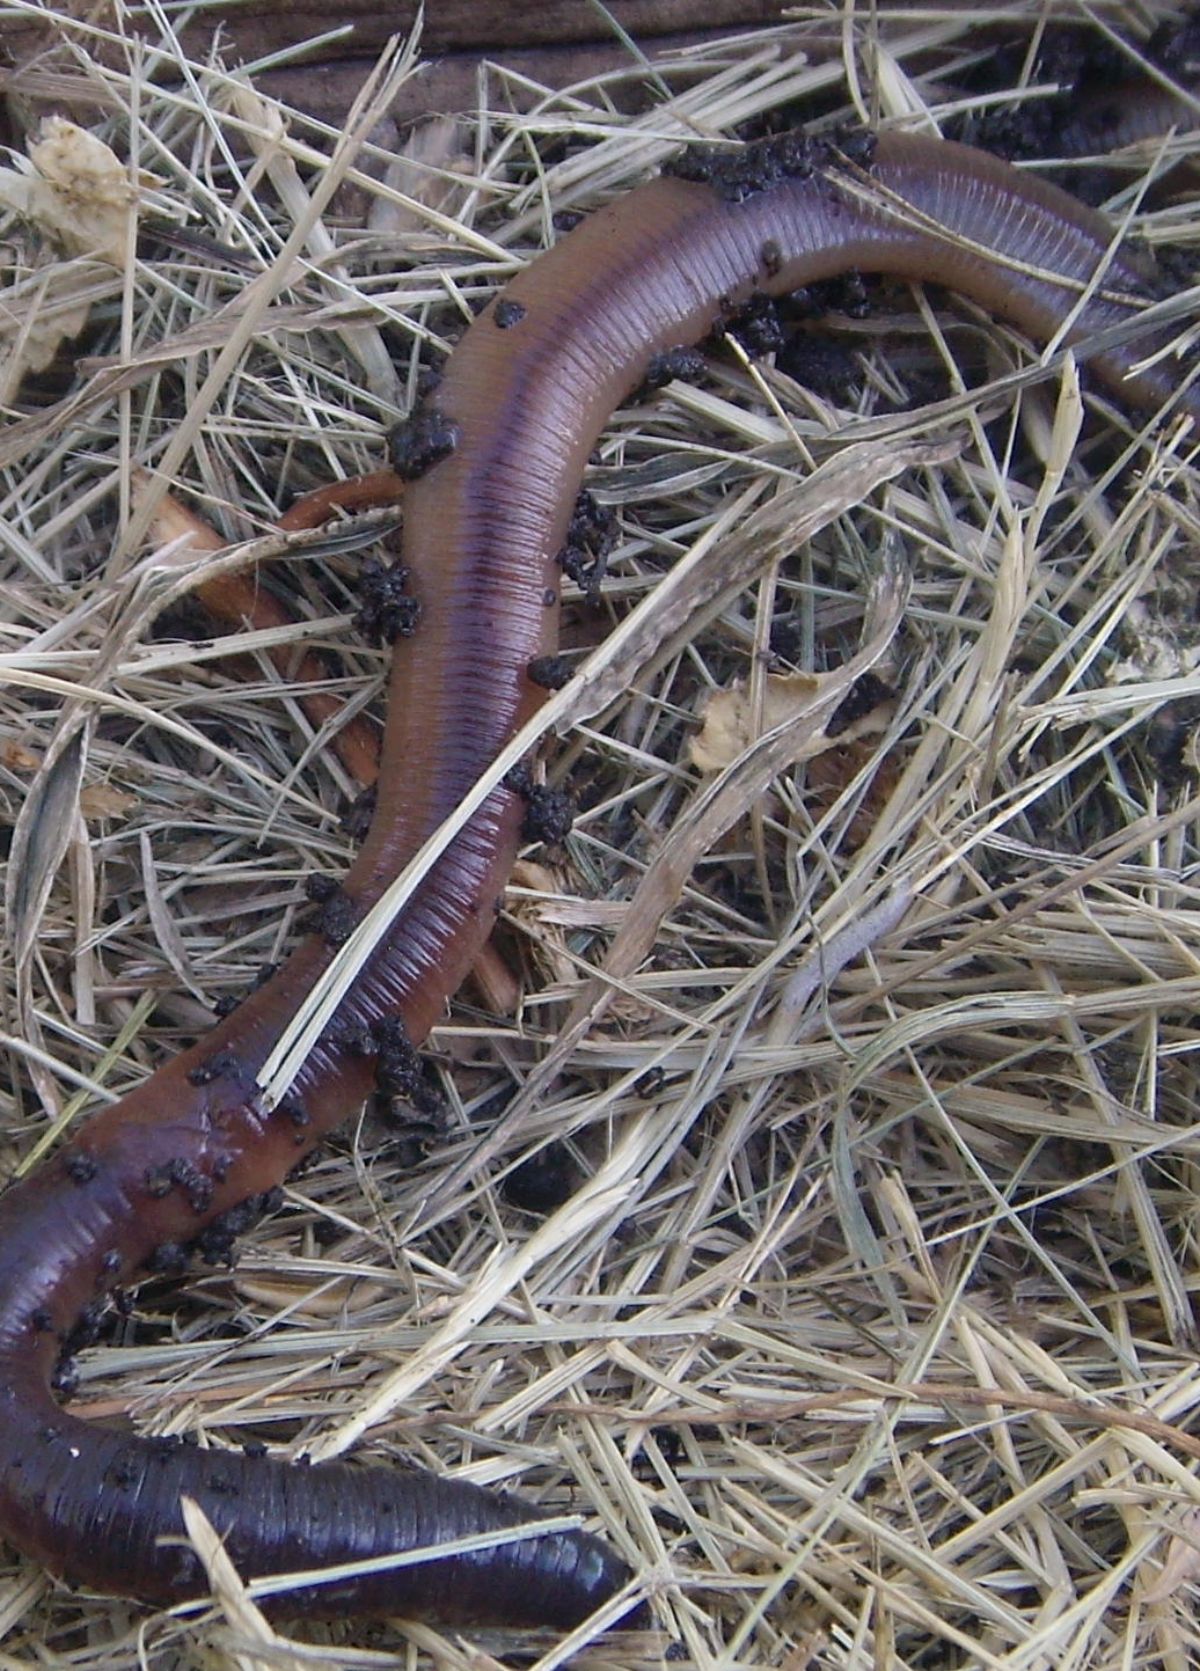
<box><xmin>0</xmin><ymin>126</ymin><xmax>1194</xmax><ymax>1625</ymax></box>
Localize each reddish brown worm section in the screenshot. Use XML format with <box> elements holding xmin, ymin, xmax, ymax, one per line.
<box><xmin>198</xmin><ymin>566</ymin><xmax>384</xmax><ymax>786</ymax></box>
<box><xmin>0</xmin><ymin>128</ymin><xmax>1194</xmax><ymax>1627</ymax></box>
<box><xmin>276</xmin><ymin>468</ymin><xmax>407</xmax><ymax>532</ymax></box>
<box><xmin>172</xmin><ymin>479</ymin><xmax>400</xmax><ymax>789</ymax></box>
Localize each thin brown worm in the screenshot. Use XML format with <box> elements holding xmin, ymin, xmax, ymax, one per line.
<box><xmin>0</xmin><ymin>125</ymin><xmax>1194</xmax><ymax>1628</ymax></box>
<box><xmin>158</xmin><ymin>485</ymin><xmax>390</xmax><ymax>788</ymax></box>
<box><xmin>276</xmin><ymin>468</ymin><xmax>407</xmax><ymax>532</ymax></box>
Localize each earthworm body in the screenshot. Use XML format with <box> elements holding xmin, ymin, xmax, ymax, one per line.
<box><xmin>0</xmin><ymin>126</ymin><xmax>1193</xmax><ymax>1626</ymax></box>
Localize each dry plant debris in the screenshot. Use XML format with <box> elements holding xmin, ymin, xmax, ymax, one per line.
<box><xmin>1</xmin><ymin>1</ymin><xmax>1199</xmax><ymax>1668</ymax></box>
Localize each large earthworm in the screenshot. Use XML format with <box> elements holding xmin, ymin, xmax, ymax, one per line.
<box><xmin>0</xmin><ymin>125</ymin><xmax>1193</xmax><ymax>1627</ymax></box>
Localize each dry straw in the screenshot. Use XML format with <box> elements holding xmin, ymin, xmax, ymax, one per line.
<box><xmin>1</xmin><ymin>1</ymin><xmax>1199</xmax><ymax>1667</ymax></box>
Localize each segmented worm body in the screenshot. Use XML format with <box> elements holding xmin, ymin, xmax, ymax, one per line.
<box><xmin>0</xmin><ymin>126</ymin><xmax>1193</xmax><ymax>1624</ymax></box>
